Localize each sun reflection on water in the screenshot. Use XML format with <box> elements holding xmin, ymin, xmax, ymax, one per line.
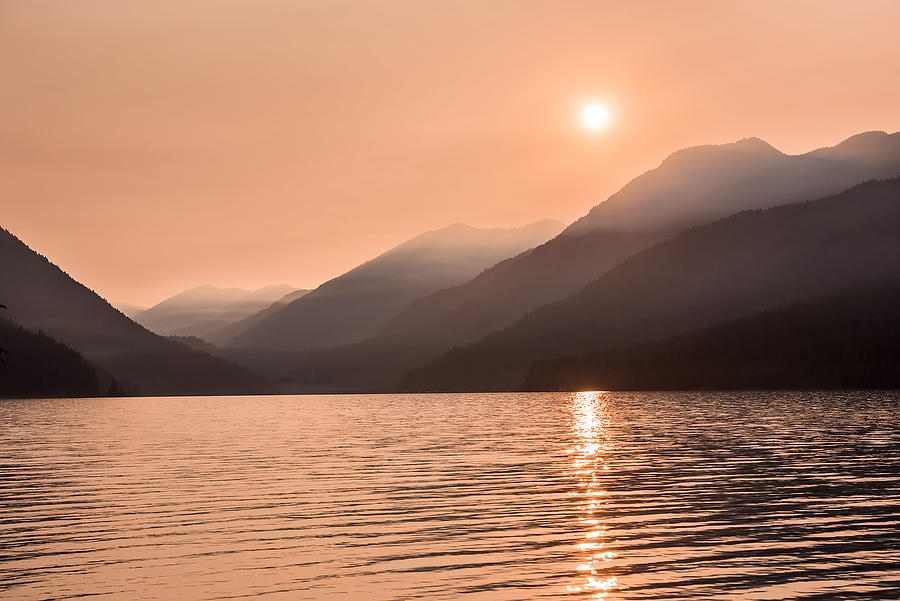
<box><xmin>565</xmin><ymin>391</ymin><xmax>620</xmax><ymax>599</ymax></box>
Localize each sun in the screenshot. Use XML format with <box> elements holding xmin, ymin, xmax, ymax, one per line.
<box><xmin>583</xmin><ymin>104</ymin><xmax>609</xmax><ymax>130</ymax></box>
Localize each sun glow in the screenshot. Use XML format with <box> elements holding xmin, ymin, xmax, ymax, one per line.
<box><xmin>583</xmin><ymin>104</ymin><xmax>609</xmax><ymax>129</ymax></box>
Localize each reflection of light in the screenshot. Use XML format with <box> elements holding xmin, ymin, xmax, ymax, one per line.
<box><xmin>565</xmin><ymin>391</ymin><xmax>621</xmax><ymax>598</ymax></box>
<box><xmin>575</xmin><ymin>542</ymin><xmax>602</xmax><ymax>551</ymax></box>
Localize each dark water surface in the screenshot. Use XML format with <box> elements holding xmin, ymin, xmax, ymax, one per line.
<box><xmin>1</xmin><ymin>392</ymin><xmax>899</xmax><ymax>600</ymax></box>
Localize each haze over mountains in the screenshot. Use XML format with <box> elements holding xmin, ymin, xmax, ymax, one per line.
<box><xmin>207</xmin><ymin>289</ymin><xmax>311</xmax><ymax>345</ymax></box>
<box><xmin>404</xmin><ymin>177</ymin><xmax>900</xmax><ymax>391</ymax></box>
<box><xmin>567</xmin><ymin>131</ymin><xmax>900</xmax><ymax>234</ymax></box>
<box><xmin>217</xmin><ymin>220</ymin><xmax>564</xmax><ymax>351</ymax></box>
<box><xmin>0</xmin><ymin>227</ymin><xmax>266</xmax><ymax>396</ymax></box>
<box><xmin>133</xmin><ymin>284</ymin><xmax>301</xmax><ymax>338</ymax></box>
<box><xmin>3</xmin><ymin>130</ymin><xmax>900</xmax><ymax>397</ymax></box>
<box><xmin>270</xmin><ymin>131</ymin><xmax>900</xmax><ymax>392</ymax></box>
<box><xmin>377</xmin><ymin>131</ymin><xmax>900</xmax><ymax>351</ymax></box>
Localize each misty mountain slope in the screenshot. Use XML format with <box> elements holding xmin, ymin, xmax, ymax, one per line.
<box><xmin>273</xmin><ymin>228</ymin><xmax>666</xmax><ymax>390</ymax></box>
<box><xmin>370</xmin><ymin>228</ymin><xmax>668</xmax><ymax>349</ymax></box>
<box><xmin>222</xmin><ymin>219</ymin><xmax>564</xmax><ymax>351</ymax></box>
<box><xmin>279</xmin><ymin>131</ymin><xmax>900</xmax><ymax>392</ymax></box>
<box><xmin>401</xmin><ymin>177</ymin><xmax>900</xmax><ymax>392</ymax></box>
<box><xmin>567</xmin><ymin>131</ymin><xmax>900</xmax><ymax>234</ymax></box>
<box><xmin>0</xmin><ymin>227</ymin><xmax>267</xmax><ymax>395</ymax></box>
<box><xmin>368</xmin><ymin>132</ymin><xmax>900</xmax><ymax>351</ymax></box>
<box><xmin>206</xmin><ymin>288</ymin><xmax>310</xmax><ymax>345</ymax></box>
<box><xmin>522</xmin><ymin>281</ymin><xmax>900</xmax><ymax>391</ymax></box>
<box><xmin>0</xmin><ymin>318</ymin><xmax>102</xmax><ymax>398</ymax></box>
<box><xmin>134</xmin><ymin>284</ymin><xmax>298</xmax><ymax>337</ymax></box>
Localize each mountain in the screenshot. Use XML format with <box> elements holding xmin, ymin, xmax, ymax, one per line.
<box><xmin>133</xmin><ymin>284</ymin><xmax>299</xmax><ymax>337</ymax></box>
<box><xmin>281</xmin><ymin>131</ymin><xmax>900</xmax><ymax>392</ymax></box>
<box><xmin>0</xmin><ymin>318</ymin><xmax>104</xmax><ymax>399</ymax></box>
<box><xmin>205</xmin><ymin>288</ymin><xmax>310</xmax><ymax>345</ymax></box>
<box><xmin>220</xmin><ymin>219</ymin><xmax>565</xmax><ymax>351</ymax></box>
<box><xmin>0</xmin><ymin>227</ymin><xmax>268</xmax><ymax>396</ymax></box>
<box><xmin>567</xmin><ymin>131</ymin><xmax>900</xmax><ymax>234</ymax></box>
<box><xmin>402</xmin><ymin>177</ymin><xmax>900</xmax><ymax>391</ymax></box>
<box><xmin>378</xmin><ymin>132</ymin><xmax>900</xmax><ymax>350</ymax></box>
<box><xmin>522</xmin><ymin>281</ymin><xmax>900</xmax><ymax>391</ymax></box>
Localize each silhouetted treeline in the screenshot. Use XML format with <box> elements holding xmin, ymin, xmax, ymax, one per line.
<box><xmin>0</xmin><ymin>303</ymin><xmax>6</xmax><ymax>362</ymax></box>
<box><xmin>0</xmin><ymin>318</ymin><xmax>102</xmax><ymax>398</ymax></box>
<box><xmin>522</xmin><ymin>282</ymin><xmax>900</xmax><ymax>391</ymax></box>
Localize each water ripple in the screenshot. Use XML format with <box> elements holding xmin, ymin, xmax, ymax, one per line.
<box><xmin>0</xmin><ymin>392</ymin><xmax>898</xmax><ymax>600</ymax></box>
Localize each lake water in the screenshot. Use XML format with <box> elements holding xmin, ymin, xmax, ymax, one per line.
<box><xmin>1</xmin><ymin>392</ymin><xmax>899</xmax><ymax>600</ymax></box>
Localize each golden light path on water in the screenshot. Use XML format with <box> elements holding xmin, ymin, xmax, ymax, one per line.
<box><xmin>566</xmin><ymin>391</ymin><xmax>620</xmax><ymax>599</ymax></box>
<box><xmin>2</xmin><ymin>393</ymin><xmax>900</xmax><ymax>599</ymax></box>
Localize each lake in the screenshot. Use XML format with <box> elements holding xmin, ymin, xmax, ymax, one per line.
<box><xmin>1</xmin><ymin>392</ymin><xmax>898</xmax><ymax>600</ymax></box>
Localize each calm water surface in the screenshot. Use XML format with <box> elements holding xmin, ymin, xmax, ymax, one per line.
<box><xmin>1</xmin><ymin>392</ymin><xmax>899</xmax><ymax>600</ymax></box>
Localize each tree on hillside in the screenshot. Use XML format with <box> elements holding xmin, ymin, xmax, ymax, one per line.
<box><xmin>0</xmin><ymin>304</ymin><xmax>6</xmax><ymax>364</ymax></box>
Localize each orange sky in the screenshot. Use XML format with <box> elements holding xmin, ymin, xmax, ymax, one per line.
<box><xmin>3</xmin><ymin>0</ymin><xmax>900</xmax><ymax>306</ymax></box>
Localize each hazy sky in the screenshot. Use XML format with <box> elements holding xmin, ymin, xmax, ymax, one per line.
<box><xmin>3</xmin><ymin>1</ymin><xmax>900</xmax><ymax>306</ymax></box>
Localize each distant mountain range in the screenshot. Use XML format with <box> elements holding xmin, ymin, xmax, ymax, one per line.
<box><xmin>0</xmin><ymin>227</ymin><xmax>267</xmax><ymax>396</ymax></box>
<box><xmin>4</xmin><ymin>130</ymin><xmax>900</xmax><ymax>397</ymax></box>
<box><xmin>375</xmin><ymin>132</ymin><xmax>900</xmax><ymax>355</ymax></box>
<box><xmin>206</xmin><ymin>289</ymin><xmax>310</xmax><ymax>345</ymax></box>
<box><xmin>132</xmin><ymin>284</ymin><xmax>303</xmax><ymax>337</ymax></box>
<box><xmin>403</xmin><ymin>178</ymin><xmax>900</xmax><ymax>391</ymax></box>
<box><xmin>216</xmin><ymin>219</ymin><xmax>565</xmax><ymax>352</ymax></box>
<box><xmin>274</xmin><ymin>131</ymin><xmax>900</xmax><ymax>392</ymax></box>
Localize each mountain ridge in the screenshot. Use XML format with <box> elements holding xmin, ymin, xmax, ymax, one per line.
<box><xmin>522</xmin><ymin>280</ymin><xmax>900</xmax><ymax>391</ymax></box>
<box><xmin>134</xmin><ymin>284</ymin><xmax>299</xmax><ymax>337</ymax></box>
<box><xmin>401</xmin><ymin>177</ymin><xmax>900</xmax><ymax>391</ymax></box>
<box><xmin>221</xmin><ymin>219</ymin><xmax>565</xmax><ymax>351</ymax></box>
<box><xmin>276</xmin><ymin>131</ymin><xmax>900</xmax><ymax>392</ymax></box>
<box><xmin>0</xmin><ymin>226</ymin><xmax>268</xmax><ymax>396</ymax></box>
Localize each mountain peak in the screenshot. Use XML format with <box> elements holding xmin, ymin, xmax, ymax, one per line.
<box><xmin>134</xmin><ymin>284</ymin><xmax>301</xmax><ymax>337</ymax></box>
<box><xmin>837</xmin><ymin>130</ymin><xmax>888</xmax><ymax>145</ymax></box>
<box><xmin>566</xmin><ymin>130</ymin><xmax>900</xmax><ymax>236</ymax></box>
<box><xmin>441</xmin><ymin>222</ymin><xmax>477</xmax><ymax>232</ymax></box>
<box><xmin>659</xmin><ymin>136</ymin><xmax>782</xmax><ymax>169</ymax></box>
<box><xmin>815</xmin><ymin>130</ymin><xmax>897</xmax><ymax>159</ymax></box>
